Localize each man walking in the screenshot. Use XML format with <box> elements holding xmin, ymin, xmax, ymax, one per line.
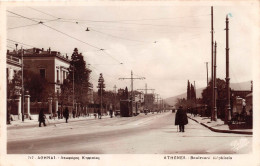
<box><xmin>63</xmin><ymin>107</ymin><xmax>69</xmax><ymax>123</ymax></box>
<box><xmin>175</xmin><ymin>106</ymin><xmax>188</xmax><ymax>132</ymax></box>
<box><xmin>38</xmin><ymin>109</ymin><xmax>46</xmax><ymax>127</ymax></box>
<box><xmin>98</xmin><ymin>108</ymin><xmax>102</xmax><ymax>119</ymax></box>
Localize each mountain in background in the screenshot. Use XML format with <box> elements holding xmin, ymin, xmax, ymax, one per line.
<box><xmin>164</xmin><ymin>81</ymin><xmax>251</xmax><ymax>106</ymax></box>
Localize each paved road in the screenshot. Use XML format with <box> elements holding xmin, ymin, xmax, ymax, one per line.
<box><xmin>7</xmin><ymin>112</ymin><xmax>252</xmax><ymax>154</ymax></box>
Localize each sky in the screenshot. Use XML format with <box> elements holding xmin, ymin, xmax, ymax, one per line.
<box><xmin>6</xmin><ymin>3</ymin><xmax>258</xmax><ymax>99</ymax></box>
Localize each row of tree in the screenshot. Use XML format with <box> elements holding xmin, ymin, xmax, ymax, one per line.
<box><xmin>176</xmin><ymin>78</ymin><xmax>230</xmax><ymax>119</ymax></box>
<box><xmin>187</xmin><ymin>80</ymin><xmax>196</xmax><ymax>101</ymax></box>
<box><xmin>7</xmin><ymin>48</ymin><xmax>152</xmax><ymax>113</ymax></box>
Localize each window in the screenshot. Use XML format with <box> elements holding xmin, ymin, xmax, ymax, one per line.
<box><xmin>40</xmin><ymin>69</ymin><xmax>46</xmax><ymax>79</ymax></box>
<box><xmin>57</xmin><ymin>70</ymin><xmax>59</xmax><ymax>83</ymax></box>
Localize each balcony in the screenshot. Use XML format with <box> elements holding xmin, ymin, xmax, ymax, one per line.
<box><xmin>7</xmin><ymin>55</ymin><xmax>22</xmax><ymax>67</ymax></box>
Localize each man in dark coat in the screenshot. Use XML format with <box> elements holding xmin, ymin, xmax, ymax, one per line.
<box><xmin>98</xmin><ymin>109</ymin><xmax>102</xmax><ymax>119</ymax></box>
<box><xmin>57</xmin><ymin>108</ymin><xmax>61</xmax><ymax>119</ymax></box>
<box><xmin>63</xmin><ymin>107</ymin><xmax>69</xmax><ymax>123</ymax></box>
<box><xmin>72</xmin><ymin>109</ymin><xmax>76</xmax><ymax>118</ymax></box>
<box><xmin>38</xmin><ymin>109</ymin><xmax>46</xmax><ymax>127</ymax></box>
<box><xmin>175</xmin><ymin>106</ymin><xmax>188</xmax><ymax>132</ymax></box>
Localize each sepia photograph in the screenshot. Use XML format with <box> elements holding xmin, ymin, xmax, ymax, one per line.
<box><xmin>1</xmin><ymin>1</ymin><xmax>260</xmax><ymax>166</ymax></box>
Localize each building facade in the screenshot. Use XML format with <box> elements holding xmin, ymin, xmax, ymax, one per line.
<box><xmin>6</xmin><ymin>51</ymin><xmax>22</xmax><ymax>82</ymax></box>
<box><xmin>8</xmin><ymin>48</ymin><xmax>70</xmax><ymax>95</ymax></box>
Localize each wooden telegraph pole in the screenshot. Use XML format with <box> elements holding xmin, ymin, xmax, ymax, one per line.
<box><xmin>137</xmin><ymin>83</ymin><xmax>155</xmax><ymax>110</ymax></box>
<box><xmin>211</xmin><ymin>6</ymin><xmax>215</xmax><ymax>121</ymax></box>
<box><xmin>213</xmin><ymin>41</ymin><xmax>217</xmax><ymax>121</ymax></box>
<box><xmin>119</xmin><ymin>71</ymin><xmax>145</xmax><ymax>115</ymax></box>
<box><xmin>205</xmin><ymin>62</ymin><xmax>209</xmax><ymax>86</ymax></box>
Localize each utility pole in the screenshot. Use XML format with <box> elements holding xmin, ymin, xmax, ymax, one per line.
<box><xmin>21</xmin><ymin>47</ymin><xmax>24</xmax><ymax>122</ymax></box>
<box><xmin>194</xmin><ymin>81</ymin><xmax>197</xmax><ymax>108</ymax></box>
<box><xmin>113</xmin><ymin>85</ymin><xmax>117</xmax><ymax>108</ymax></box>
<box><xmin>211</xmin><ymin>6</ymin><xmax>214</xmax><ymax>121</ymax></box>
<box><xmin>137</xmin><ymin>83</ymin><xmax>155</xmax><ymax>110</ymax></box>
<box><xmin>251</xmin><ymin>81</ymin><xmax>253</xmax><ymax>91</ymax></box>
<box><xmin>194</xmin><ymin>81</ymin><xmax>196</xmax><ymax>99</ymax></box>
<box><xmin>205</xmin><ymin>62</ymin><xmax>209</xmax><ymax>86</ymax></box>
<box><xmin>113</xmin><ymin>85</ymin><xmax>117</xmax><ymax>94</ymax></box>
<box><xmin>73</xmin><ymin>63</ymin><xmax>75</xmax><ymax>110</ymax></box>
<box><xmin>213</xmin><ymin>41</ymin><xmax>217</xmax><ymax>121</ymax></box>
<box><xmin>154</xmin><ymin>94</ymin><xmax>160</xmax><ymax>111</ymax></box>
<box><xmin>225</xmin><ymin>15</ymin><xmax>231</xmax><ymax>124</ymax></box>
<box><xmin>119</xmin><ymin>70</ymin><xmax>145</xmax><ymax>115</ymax></box>
<box><xmin>137</xmin><ymin>83</ymin><xmax>155</xmax><ymax>95</ymax></box>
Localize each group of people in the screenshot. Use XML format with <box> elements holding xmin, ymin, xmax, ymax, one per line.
<box><xmin>38</xmin><ymin>107</ymin><xmax>70</xmax><ymax>127</ymax></box>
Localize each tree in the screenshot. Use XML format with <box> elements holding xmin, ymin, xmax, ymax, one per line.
<box><xmin>7</xmin><ymin>70</ymin><xmax>22</xmax><ymax>99</ymax></box>
<box><xmin>64</xmin><ymin>48</ymin><xmax>91</xmax><ymax>106</ymax></box>
<box><xmin>190</xmin><ymin>83</ymin><xmax>196</xmax><ymax>100</ymax></box>
<box><xmin>201</xmin><ymin>78</ymin><xmax>227</xmax><ymax>119</ymax></box>
<box><xmin>23</xmin><ymin>70</ymin><xmax>52</xmax><ymax>102</ymax></box>
<box><xmin>97</xmin><ymin>73</ymin><xmax>105</xmax><ymax>112</ymax></box>
<box><xmin>187</xmin><ymin>80</ymin><xmax>190</xmax><ymax>100</ymax></box>
<box><xmin>175</xmin><ymin>98</ymin><xmax>196</xmax><ymax>110</ymax></box>
<box><xmin>97</xmin><ymin>73</ymin><xmax>105</xmax><ymax>97</ymax></box>
<box><xmin>60</xmin><ymin>78</ymin><xmax>72</xmax><ymax>106</ymax></box>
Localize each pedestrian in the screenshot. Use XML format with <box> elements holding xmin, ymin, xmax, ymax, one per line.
<box><xmin>63</xmin><ymin>107</ymin><xmax>69</xmax><ymax>123</ymax></box>
<box><xmin>98</xmin><ymin>108</ymin><xmax>102</xmax><ymax>119</ymax></box>
<box><xmin>57</xmin><ymin>108</ymin><xmax>61</xmax><ymax>119</ymax></box>
<box><xmin>175</xmin><ymin>106</ymin><xmax>188</xmax><ymax>132</ymax></box>
<box><xmin>72</xmin><ymin>109</ymin><xmax>76</xmax><ymax>118</ymax></box>
<box><xmin>38</xmin><ymin>109</ymin><xmax>46</xmax><ymax>127</ymax></box>
<box><xmin>7</xmin><ymin>106</ymin><xmax>11</xmax><ymax>125</ymax></box>
<box><xmin>109</xmin><ymin>104</ymin><xmax>113</xmax><ymax>118</ymax></box>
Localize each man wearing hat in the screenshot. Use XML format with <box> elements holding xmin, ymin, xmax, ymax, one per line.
<box><xmin>175</xmin><ymin>106</ymin><xmax>188</xmax><ymax>132</ymax></box>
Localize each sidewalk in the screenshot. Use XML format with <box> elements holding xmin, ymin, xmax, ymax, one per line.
<box><xmin>187</xmin><ymin>114</ymin><xmax>253</xmax><ymax>135</ymax></box>
<box><xmin>7</xmin><ymin>114</ymin><xmax>112</xmax><ymax>130</ymax></box>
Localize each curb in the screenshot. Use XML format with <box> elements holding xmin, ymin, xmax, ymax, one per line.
<box><xmin>188</xmin><ymin>117</ymin><xmax>253</xmax><ymax>135</ymax></box>
<box><xmin>7</xmin><ymin>116</ymin><xmax>112</xmax><ymax>130</ymax></box>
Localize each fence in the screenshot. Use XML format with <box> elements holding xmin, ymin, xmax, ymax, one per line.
<box><xmin>30</xmin><ymin>102</ymin><xmax>48</xmax><ymax>114</ymax></box>
<box><xmin>7</xmin><ymin>99</ymin><xmax>18</xmax><ymax>115</ymax></box>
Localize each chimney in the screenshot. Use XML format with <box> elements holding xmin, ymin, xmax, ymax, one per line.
<box><xmin>66</xmin><ymin>53</ymin><xmax>68</xmax><ymax>59</ymax></box>
<box><xmin>33</xmin><ymin>47</ymin><xmax>36</xmax><ymax>53</ymax></box>
<box><xmin>49</xmin><ymin>47</ymin><xmax>51</xmax><ymax>54</ymax></box>
<box><xmin>7</xmin><ymin>50</ymin><xmax>9</xmax><ymax>54</ymax></box>
<box><xmin>42</xmin><ymin>48</ymin><xmax>44</xmax><ymax>51</ymax></box>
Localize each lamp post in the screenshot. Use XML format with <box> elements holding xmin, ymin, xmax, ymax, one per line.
<box><xmin>225</xmin><ymin>15</ymin><xmax>231</xmax><ymax>124</ymax></box>
<box><xmin>73</xmin><ymin>63</ymin><xmax>75</xmax><ymax>110</ymax></box>
<box><xmin>21</xmin><ymin>47</ymin><xmax>24</xmax><ymax>122</ymax></box>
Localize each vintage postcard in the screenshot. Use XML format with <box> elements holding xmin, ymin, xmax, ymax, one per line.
<box><xmin>0</xmin><ymin>1</ymin><xmax>259</xmax><ymax>166</ymax></box>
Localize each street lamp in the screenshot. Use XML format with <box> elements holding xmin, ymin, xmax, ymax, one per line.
<box><xmin>21</xmin><ymin>46</ymin><xmax>24</xmax><ymax>122</ymax></box>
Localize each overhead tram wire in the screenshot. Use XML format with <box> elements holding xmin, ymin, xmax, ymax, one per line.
<box><xmin>7</xmin><ymin>39</ymin><xmax>35</xmax><ymax>48</ymax></box>
<box><xmin>8</xmin><ymin>23</ymin><xmax>40</xmax><ymax>30</ymax></box>
<box><xmin>7</xmin><ymin>10</ymin><xmax>103</xmax><ymax>51</ymax></box>
<box><xmin>89</xmin><ymin>28</ymin><xmax>151</xmax><ymax>43</ymax></box>
<box><xmin>55</xmin><ymin>14</ymin><xmax>210</xmax><ymax>23</ymax></box>
<box><xmin>89</xmin><ymin>63</ymin><xmax>121</xmax><ymax>81</ymax></box>
<box><xmin>8</xmin><ymin>11</ymin><xmax>210</xmax><ymax>29</ymax></box>
<box><xmin>99</xmin><ymin>50</ymin><xmax>123</xmax><ymax>64</ymax></box>
<box><xmin>88</xmin><ymin>63</ymin><xmax>124</xmax><ymax>87</ymax></box>
<box><xmin>7</xmin><ymin>46</ymin><xmax>15</xmax><ymax>50</ymax></box>
<box><xmin>8</xmin><ymin>12</ymin><xmax>123</xmax><ymax>65</ymax></box>
<box><xmin>28</xmin><ymin>7</ymin><xmax>60</xmax><ymax>19</ymax></box>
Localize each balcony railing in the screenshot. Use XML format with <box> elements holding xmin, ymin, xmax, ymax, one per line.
<box><xmin>7</xmin><ymin>55</ymin><xmax>21</xmax><ymax>64</ymax></box>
